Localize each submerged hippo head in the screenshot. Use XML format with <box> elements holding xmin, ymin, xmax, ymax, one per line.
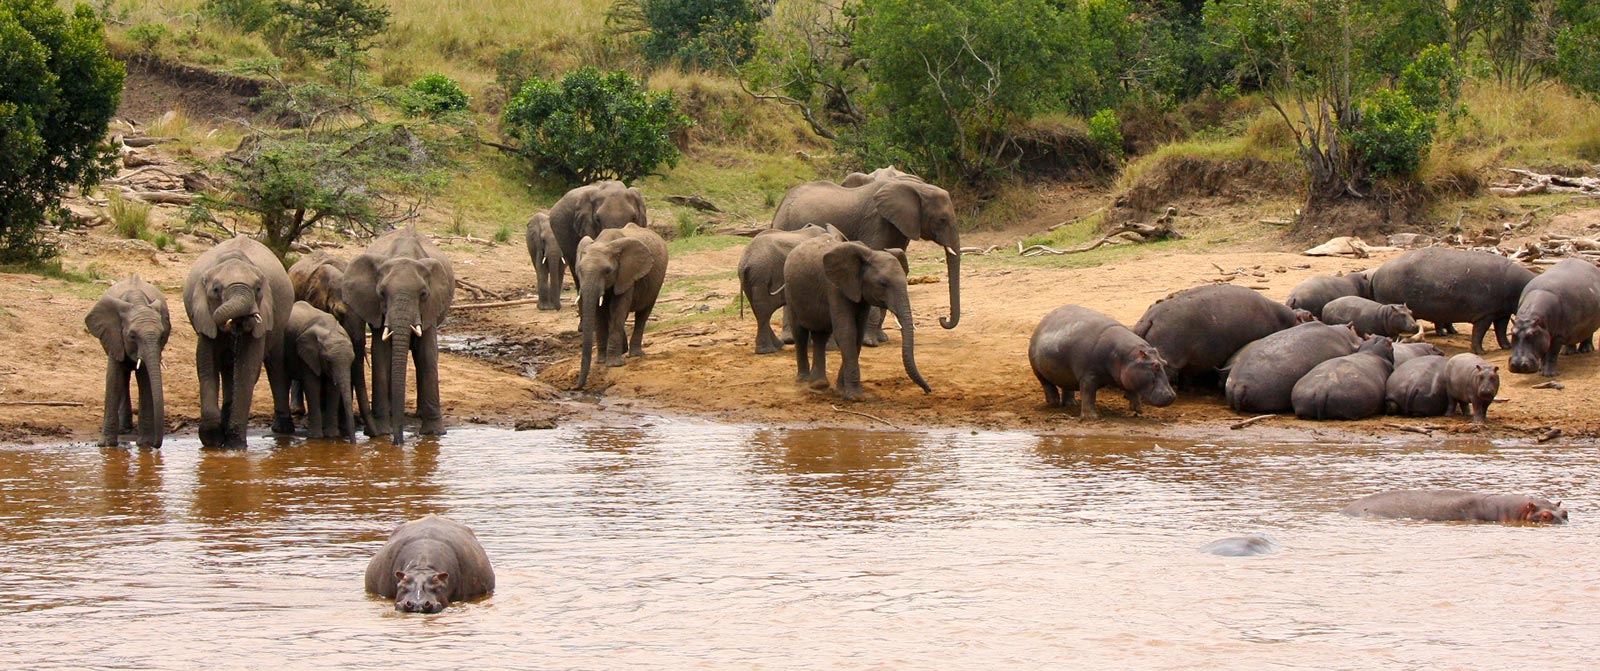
<box><xmin>1516</xmin><ymin>497</ymin><xmax>1568</xmax><ymax>525</ymax></box>
<box><xmin>394</xmin><ymin>566</ymin><xmax>452</xmax><ymax>614</ymax></box>
<box><xmin>1120</xmin><ymin>345</ymin><xmax>1177</xmax><ymax>408</ymax></box>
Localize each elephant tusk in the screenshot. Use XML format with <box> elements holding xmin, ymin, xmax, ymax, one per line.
<box><xmin>382</xmin><ymin>327</ymin><xmax>392</xmax><ymax>341</ymax></box>
<box><xmin>770</xmin><ymin>284</ymin><xmax>786</xmax><ymax>296</ymax></box>
<box><xmin>411</xmin><ymin>324</ymin><xmax>423</xmax><ymax>337</ymax></box>
<box><xmin>134</xmin><ymin>358</ymin><xmax>142</xmax><ymax>370</ymax></box>
<box><xmin>250</xmin><ymin>313</ymin><xmax>261</xmax><ymax>324</ymax></box>
<box><xmin>944</xmin><ymin>246</ymin><xmax>960</xmax><ymax>256</ymax></box>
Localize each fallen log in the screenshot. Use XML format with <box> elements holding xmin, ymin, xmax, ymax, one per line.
<box><xmin>453</xmin><ymin>297</ymin><xmax>542</xmax><ymax>310</ymax></box>
<box><xmin>121</xmin><ymin>136</ymin><xmax>177</xmax><ymax>148</ymax></box>
<box><xmin>665</xmin><ymin>194</ymin><xmax>723</xmax><ymax>213</ymax></box>
<box><xmin>1229</xmin><ymin>414</ymin><xmax>1275</xmax><ymax>430</ymax></box>
<box><xmin>120</xmin><ymin>189</ymin><xmax>195</xmax><ymax>205</ymax></box>
<box><xmin>0</xmin><ymin>400</ymin><xmax>85</xmax><ymax>407</ymax></box>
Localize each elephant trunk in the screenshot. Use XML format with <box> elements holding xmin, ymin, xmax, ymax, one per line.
<box><xmin>940</xmin><ymin>249</ymin><xmax>961</xmax><ymax>329</ymax></box>
<box><xmin>137</xmin><ymin>335</ymin><xmax>164</xmax><ymax>448</ymax></box>
<box><xmin>577</xmin><ymin>283</ymin><xmax>601</xmax><ymax>388</ymax></box>
<box><xmin>894</xmin><ymin>297</ymin><xmax>932</xmax><ymax>394</ymax></box>
<box><xmin>212</xmin><ymin>285</ymin><xmax>257</xmax><ymax>334</ymax></box>
<box><xmin>334</xmin><ymin>367</ymin><xmax>356</xmax><ymax>441</ymax></box>
<box><xmin>385</xmin><ymin>301</ymin><xmax>418</xmax><ymax>445</ymax></box>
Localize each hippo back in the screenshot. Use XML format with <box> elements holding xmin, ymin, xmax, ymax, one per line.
<box><xmin>1225</xmin><ymin>322</ymin><xmax>1362</xmax><ymax>413</ymax></box>
<box><xmin>1134</xmin><ymin>284</ymin><xmax>1303</xmax><ymax>377</ymax></box>
<box><xmin>1370</xmin><ymin>248</ymin><xmax>1533</xmax><ymax>326</ymax></box>
<box><xmin>364</xmin><ymin>515</ymin><xmax>495</xmax><ymax>602</ymax></box>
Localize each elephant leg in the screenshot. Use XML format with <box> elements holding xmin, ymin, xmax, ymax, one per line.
<box><xmin>754</xmin><ymin>295</ymin><xmax>783</xmax><ymax>354</ymax></box>
<box><xmin>862</xmin><ymin>306</ymin><xmax>890</xmax><ymax>348</ymax></box>
<box><xmin>604</xmin><ymin>292</ymin><xmax>630</xmax><ymax>367</ymax></box>
<box><xmin>346</xmin><ymin>318</ymin><xmax>375</xmax><ymax>437</ymax></box>
<box><xmin>289</xmin><ymin>379</ymin><xmax>305</xmax><ymax>416</ymax></box>
<box><xmin>217</xmin><ymin>344</ymin><xmax>235</xmax><ymax>439</ymax></box>
<box><xmin>369</xmin><ymin>328</ymin><xmax>392</xmax><ymax>436</ymax></box>
<box><xmin>834</xmin><ymin>308</ymin><xmax>866</xmax><ymax>400</ymax></box>
<box><xmin>629</xmin><ymin>304</ymin><xmax>653</xmax><ymax>357</ymax></box>
<box><xmin>807</xmin><ymin>331</ymin><xmax>830</xmax><ymax>390</ymax></box>
<box><xmin>303</xmin><ymin>374</ymin><xmax>325</xmax><ymax>439</ymax></box>
<box><xmin>101</xmin><ymin>360</ymin><xmax>127</xmax><ymax>446</ymax></box>
<box><xmin>265</xmin><ymin>336</ymin><xmax>294</xmax><ymax>435</ymax></box>
<box><xmin>196</xmin><ymin>339</ymin><xmax>223</xmax><ymax>448</ymax></box>
<box><xmin>414</xmin><ymin>328</ymin><xmax>445</xmax><ymax>436</ymax></box>
<box><xmin>780</xmin><ymin>305</ymin><xmax>796</xmax><ymax>345</ymax></box>
<box><xmin>794</xmin><ymin>326</ymin><xmax>812</xmax><ymax>381</ymax></box>
<box><xmin>322</xmin><ymin>378</ymin><xmax>343</xmax><ymax>438</ymax></box>
<box><xmin>226</xmin><ymin>337</ymin><xmax>264</xmax><ymax>449</ymax></box>
<box><xmin>119</xmin><ymin>381</ymin><xmax>135</xmax><ymax>433</ymax></box>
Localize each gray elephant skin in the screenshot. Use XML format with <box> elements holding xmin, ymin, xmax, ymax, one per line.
<box><xmin>1291</xmin><ymin>336</ymin><xmax>1394</xmax><ymax>420</ymax></box>
<box><xmin>1225</xmin><ymin>322</ymin><xmax>1362</xmax><ymax>414</ymax></box>
<box><xmin>1030</xmin><ymin>305</ymin><xmax>1175</xmax><ymax>419</ymax></box>
<box><xmin>285</xmin><ymin>302</ymin><xmax>357</xmax><ymax>440</ymax></box>
<box><xmin>1134</xmin><ymin>284</ymin><xmax>1312</xmax><ymax>383</ymax></box>
<box><xmin>1343</xmin><ymin>490</ymin><xmax>1567</xmax><ymax>524</ymax></box>
<box><xmin>738</xmin><ymin>224</ymin><xmax>839</xmax><ymax>354</ymax></box>
<box><xmin>288</xmin><ymin>252</ymin><xmax>374</xmax><ymax>435</ymax></box>
<box><xmin>548</xmin><ymin>180</ymin><xmax>648</xmax><ymax>290</ymax></box>
<box><xmin>1320</xmin><ymin>296</ymin><xmax>1418</xmax><ymax>339</ymax></box>
<box><xmin>1392</xmin><ymin>342</ymin><xmax>1444</xmax><ymax>367</ymax></box>
<box><xmin>343</xmin><ymin>227</ymin><xmax>454</xmax><ymax>445</ymax></box>
<box><xmin>1286</xmin><ymin>271</ymin><xmax>1371</xmax><ymax>318</ymax></box>
<box><xmin>840</xmin><ymin>166</ymin><xmax>924</xmax><ymax>187</ymax></box>
<box><xmin>575</xmin><ymin>223</ymin><xmax>668</xmax><ymax>388</ymax></box>
<box><xmin>86</xmin><ymin>275</ymin><xmax>171</xmax><ymax>448</ymax></box>
<box><xmin>1385</xmin><ymin>355</ymin><xmax>1450</xmax><ymax>417</ymax></box>
<box><xmin>771</xmin><ymin>173</ymin><xmax>962</xmax><ymax>342</ymax></box>
<box><xmin>784</xmin><ymin>238</ymin><xmax>932</xmax><ymax>400</ymax></box>
<box><xmin>365</xmin><ymin>515</ymin><xmax>496</xmax><ymax>613</ymax></box>
<box><xmin>1444</xmin><ymin>353</ymin><xmax>1499</xmax><ymax>423</ymax></box>
<box><xmin>525</xmin><ymin>211</ymin><xmax>564</xmax><ymax>311</ymax></box>
<box><xmin>1370</xmin><ymin>248</ymin><xmax>1534</xmax><ymax>353</ymax></box>
<box><xmin>1508</xmin><ymin>258</ymin><xmax>1600</xmax><ymax>377</ymax></box>
<box><xmin>183</xmin><ymin>236</ymin><xmax>295</xmax><ymax>448</ymax></box>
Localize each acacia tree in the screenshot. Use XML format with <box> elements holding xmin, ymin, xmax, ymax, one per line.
<box><xmin>0</xmin><ymin>0</ymin><xmax>123</xmax><ymax>262</ymax></box>
<box><xmin>732</xmin><ymin>0</ymin><xmax>865</xmax><ymax>141</ymax></box>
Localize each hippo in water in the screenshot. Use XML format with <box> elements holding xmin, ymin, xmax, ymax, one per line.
<box><xmin>1508</xmin><ymin>258</ymin><xmax>1600</xmax><ymax>377</ymax></box>
<box><xmin>1030</xmin><ymin>305</ymin><xmax>1176</xmax><ymax>419</ymax></box>
<box><xmin>1286</xmin><ymin>271</ymin><xmax>1371</xmax><ymax>319</ymax></box>
<box><xmin>1369</xmin><ymin>247</ymin><xmax>1534</xmax><ymax>354</ymax></box>
<box><xmin>1225</xmin><ymin>322</ymin><xmax>1363</xmax><ymax>414</ymax></box>
<box><xmin>1133</xmin><ymin>284</ymin><xmax>1313</xmax><ymax>385</ymax></box>
<box><xmin>365</xmin><ymin>515</ymin><xmax>496</xmax><ymax>613</ymax></box>
<box><xmin>1199</xmin><ymin>533</ymin><xmax>1280</xmax><ymax>557</ymax></box>
<box><xmin>1342</xmin><ymin>490</ymin><xmax>1567</xmax><ymax>524</ymax></box>
<box><xmin>1291</xmin><ymin>336</ymin><xmax>1394</xmax><ymax>420</ymax></box>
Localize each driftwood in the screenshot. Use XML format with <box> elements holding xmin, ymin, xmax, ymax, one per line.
<box><xmin>1383</xmin><ymin>422</ymin><xmax>1433</xmax><ymax>435</ymax></box>
<box><xmin>1531</xmin><ymin>381</ymin><xmax>1565</xmax><ymax>390</ymax></box>
<box><xmin>959</xmin><ymin>245</ymin><xmax>1000</xmax><ymax>255</ymax></box>
<box><xmin>1046</xmin><ymin>207</ymin><xmax>1106</xmax><ymax>232</ymax></box>
<box><xmin>1229</xmin><ymin>414</ymin><xmax>1275</xmax><ymax>430</ymax></box>
<box><xmin>714</xmin><ymin>223</ymin><xmax>768</xmax><ymax>237</ymax></box>
<box><xmin>431</xmin><ymin>234</ymin><xmax>495</xmax><ymax>245</ymax></box>
<box><xmin>1302</xmin><ymin>236</ymin><xmax>1401</xmax><ymax>258</ymax></box>
<box><xmin>121</xmin><ymin>136</ymin><xmax>176</xmax><ymax>148</ymax></box>
<box><xmin>0</xmin><ymin>400</ymin><xmax>85</xmax><ymax>407</ymax></box>
<box><xmin>1490</xmin><ymin>168</ymin><xmax>1600</xmax><ymax>197</ymax></box>
<box><xmin>1537</xmin><ymin>428</ymin><xmax>1564</xmax><ymax>443</ymax></box>
<box><xmin>119</xmin><ymin>188</ymin><xmax>195</xmax><ymax>205</ymax></box>
<box><xmin>831</xmin><ymin>404</ymin><xmax>901</xmax><ymax>430</ymax></box>
<box><xmin>453</xmin><ymin>297</ymin><xmax>542</xmax><ymax>310</ymax></box>
<box><xmin>665</xmin><ymin>194</ymin><xmax>723</xmax><ymax>213</ymax></box>
<box><xmin>1020</xmin><ymin>209</ymin><xmax>1182</xmax><ymax>257</ymax></box>
<box><xmin>456</xmin><ymin>278</ymin><xmax>509</xmax><ymax>301</ymax></box>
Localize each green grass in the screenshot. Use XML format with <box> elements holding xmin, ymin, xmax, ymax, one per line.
<box><xmin>0</xmin><ymin>258</ymin><xmax>103</xmax><ymax>283</ymax></box>
<box><xmin>666</xmin><ymin>235</ymin><xmax>746</xmax><ymax>256</ymax></box>
<box><xmin>493</xmin><ymin>221</ymin><xmax>514</xmax><ymax>243</ymax></box>
<box><xmin>109</xmin><ymin>196</ymin><xmax>153</xmax><ymax>241</ymax></box>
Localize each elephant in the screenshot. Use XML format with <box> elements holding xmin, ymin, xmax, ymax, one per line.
<box><xmin>548</xmin><ymin>180</ymin><xmax>649</xmax><ymax>291</ymax></box>
<box><xmin>738</xmin><ymin>224</ymin><xmax>842</xmax><ymax>354</ymax></box>
<box><xmin>284</xmin><ymin>302</ymin><xmax>357</xmax><ymax>440</ymax></box>
<box><xmin>288</xmin><ymin>251</ymin><xmax>374</xmax><ymax>435</ymax></box>
<box><xmin>183</xmin><ymin>236</ymin><xmax>295</xmax><ymax>448</ymax></box>
<box><xmin>86</xmin><ymin>275</ymin><xmax>171</xmax><ymax>448</ymax></box>
<box><xmin>574</xmin><ymin>223</ymin><xmax>668</xmax><ymax>389</ymax></box>
<box><xmin>783</xmin><ymin>237</ymin><xmax>932</xmax><ymax>400</ymax></box>
<box><xmin>771</xmin><ymin>174</ymin><xmax>962</xmax><ymax>346</ymax></box>
<box><xmin>525</xmin><ymin>211</ymin><xmax>564</xmax><ymax>311</ymax></box>
<box><xmin>840</xmin><ymin>166</ymin><xmax>924</xmax><ymax>187</ymax></box>
<box><xmin>343</xmin><ymin>227</ymin><xmax>455</xmax><ymax>445</ymax></box>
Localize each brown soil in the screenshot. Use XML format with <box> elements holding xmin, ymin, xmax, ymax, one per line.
<box><xmin>115</xmin><ymin>53</ymin><xmax>265</xmax><ymax>125</ymax></box>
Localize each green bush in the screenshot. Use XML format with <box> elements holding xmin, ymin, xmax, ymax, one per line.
<box><xmin>127</xmin><ymin>22</ymin><xmax>167</xmax><ymax>52</ymax></box>
<box><xmin>0</xmin><ymin>0</ymin><xmax>125</xmax><ymax>263</ymax></box>
<box><xmin>1088</xmin><ymin>109</ymin><xmax>1124</xmax><ymax>160</ymax></box>
<box><xmin>202</xmin><ymin>0</ymin><xmax>276</xmax><ymax>33</ymax></box>
<box><xmin>109</xmin><ymin>196</ymin><xmax>152</xmax><ymax>240</ymax></box>
<box><xmin>1351</xmin><ymin>88</ymin><xmax>1435</xmax><ymax>179</ymax></box>
<box><xmin>1556</xmin><ymin>16</ymin><xmax>1600</xmax><ymax>99</ymax></box>
<box><xmin>404</xmin><ymin>73</ymin><xmax>470</xmax><ymax>116</ymax></box>
<box><xmin>1399</xmin><ymin>44</ymin><xmax>1463</xmax><ymax>119</ymax></box>
<box><xmin>273</xmin><ymin>0</ymin><xmax>390</xmax><ymax>59</ymax></box>
<box><xmin>503</xmin><ymin>67</ymin><xmax>691</xmax><ymax>185</ymax></box>
<box><xmin>614</xmin><ymin>0</ymin><xmax>770</xmax><ymax>68</ymax></box>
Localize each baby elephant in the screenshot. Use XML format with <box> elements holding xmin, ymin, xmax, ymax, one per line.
<box><xmin>1320</xmin><ymin>296</ymin><xmax>1418</xmax><ymax>339</ymax></box>
<box><xmin>1030</xmin><ymin>305</ymin><xmax>1175</xmax><ymax>419</ymax></box>
<box><xmin>285</xmin><ymin>302</ymin><xmax>357</xmax><ymax>440</ymax></box>
<box><xmin>1445</xmin><ymin>353</ymin><xmax>1499</xmax><ymax>423</ymax></box>
<box><xmin>365</xmin><ymin>515</ymin><xmax>496</xmax><ymax>613</ymax></box>
<box><xmin>526</xmin><ymin>211</ymin><xmax>563</xmax><ymax>311</ymax></box>
<box><xmin>85</xmin><ymin>276</ymin><xmax>171</xmax><ymax>448</ymax></box>
<box><xmin>574</xmin><ymin>224</ymin><xmax>668</xmax><ymax>389</ymax></box>
<box><xmin>1343</xmin><ymin>490</ymin><xmax>1567</xmax><ymax>524</ymax></box>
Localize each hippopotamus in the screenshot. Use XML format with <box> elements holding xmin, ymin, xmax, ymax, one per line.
<box><xmin>1508</xmin><ymin>258</ymin><xmax>1600</xmax><ymax>377</ymax></box>
<box><xmin>1030</xmin><ymin>305</ymin><xmax>1176</xmax><ymax>419</ymax></box>
<box><xmin>1320</xmin><ymin>296</ymin><xmax>1419</xmax><ymax>339</ymax></box>
<box><xmin>1342</xmin><ymin>489</ymin><xmax>1567</xmax><ymax>524</ymax></box>
<box><xmin>1444</xmin><ymin>353</ymin><xmax>1499</xmax><ymax>423</ymax></box>
<box><xmin>1225</xmin><ymin>322</ymin><xmax>1363</xmax><ymax>413</ymax></box>
<box><xmin>1369</xmin><ymin>248</ymin><xmax>1535</xmax><ymax>354</ymax></box>
<box><xmin>1291</xmin><ymin>336</ymin><xmax>1394</xmax><ymax>420</ymax></box>
<box><xmin>365</xmin><ymin>515</ymin><xmax>495</xmax><ymax>613</ymax></box>
<box><xmin>1392</xmin><ymin>342</ymin><xmax>1444</xmax><ymax>367</ymax></box>
<box><xmin>1286</xmin><ymin>271</ymin><xmax>1371</xmax><ymax>318</ymax></box>
<box><xmin>1133</xmin><ymin>284</ymin><xmax>1314</xmax><ymax>384</ymax></box>
<box><xmin>1385</xmin><ymin>355</ymin><xmax>1449</xmax><ymax>417</ymax></box>
<box><xmin>1198</xmin><ymin>533</ymin><xmax>1280</xmax><ymax>557</ymax></box>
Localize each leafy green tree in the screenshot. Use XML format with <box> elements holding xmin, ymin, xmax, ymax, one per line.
<box><xmin>0</xmin><ymin>0</ymin><xmax>124</xmax><ymax>263</ymax></box>
<box><xmin>502</xmin><ymin>67</ymin><xmax>691</xmax><ymax>185</ymax></box>
<box><xmin>403</xmin><ymin>73</ymin><xmax>471</xmax><ymax>117</ymax></box>
<box><xmin>733</xmin><ymin>0</ymin><xmax>864</xmax><ymax>140</ymax></box>
<box><xmin>202</xmin><ymin>0</ymin><xmax>275</xmax><ymax>33</ymax></box>
<box><xmin>273</xmin><ymin>0</ymin><xmax>389</xmax><ymax>58</ymax></box>
<box><xmin>1349</xmin><ymin>89</ymin><xmax>1434</xmax><ymax>178</ymax></box>
<box><xmin>610</xmin><ymin>0</ymin><xmax>772</xmax><ymax>67</ymax></box>
<box><xmin>1554</xmin><ymin>1</ymin><xmax>1600</xmax><ymax>98</ymax></box>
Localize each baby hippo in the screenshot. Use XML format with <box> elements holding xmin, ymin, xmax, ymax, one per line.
<box><xmin>1030</xmin><ymin>306</ymin><xmax>1175</xmax><ymax>419</ymax></box>
<box><xmin>1385</xmin><ymin>355</ymin><xmax>1449</xmax><ymax>417</ymax></box>
<box><xmin>365</xmin><ymin>515</ymin><xmax>495</xmax><ymax>613</ymax></box>
<box><xmin>1291</xmin><ymin>336</ymin><xmax>1394</xmax><ymax>420</ymax></box>
<box><xmin>1392</xmin><ymin>342</ymin><xmax>1444</xmax><ymax>367</ymax></box>
<box><xmin>1343</xmin><ymin>489</ymin><xmax>1567</xmax><ymax>525</ymax></box>
<box><xmin>1445</xmin><ymin>353</ymin><xmax>1499</xmax><ymax>423</ymax></box>
<box><xmin>1320</xmin><ymin>296</ymin><xmax>1419</xmax><ymax>339</ymax></box>
<box><xmin>1508</xmin><ymin>258</ymin><xmax>1600</xmax><ymax>377</ymax></box>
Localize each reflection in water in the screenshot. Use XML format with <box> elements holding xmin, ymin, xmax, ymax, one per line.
<box><xmin>0</xmin><ymin>425</ymin><xmax>1596</xmax><ymax>670</ymax></box>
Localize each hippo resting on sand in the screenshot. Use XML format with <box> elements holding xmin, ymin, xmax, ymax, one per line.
<box><xmin>365</xmin><ymin>515</ymin><xmax>496</xmax><ymax>613</ymax></box>
<box><xmin>1342</xmin><ymin>490</ymin><xmax>1567</xmax><ymax>524</ymax></box>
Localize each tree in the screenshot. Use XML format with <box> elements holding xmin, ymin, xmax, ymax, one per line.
<box><xmin>609</xmin><ymin>0</ymin><xmax>772</xmax><ymax>68</ymax></box>
<box><xmin>732</xmin><ymin>0</ymin><xmax>866</xmax><ymax>141</ymax></box>
<box><xmin>502</xmin><ymin>67</ymin><xmax>691</xmax><ymax>185</ymax></box>
<box><xmin>0</xmin><ymin>0</ymin><xmax>124</xmax><ymax>263</ymax></box>
<box><xmin>273</xmin><ymin>0</ymin><xmax>390</xmax><ymax>92</ymax></box>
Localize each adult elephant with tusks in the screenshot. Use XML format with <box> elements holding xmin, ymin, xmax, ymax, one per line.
<box><xmin>771</xmin><ymin>171</ymin><xmax>962</xmax><ymax>345</ymax></box>
<box><xmin>183</xmin><ymin>236</ymin><xmax>295</xmax><ymax>448</ymax></box>
<box><xmin>344</xmin><ymin>227</ymin><xmax>455</xmax><ymax>445</ymax></box>
<box><xmin>574</xmin><ymin>224</ymin><xmax>668</xmax><ymax>389</ymax></box>
<box><xmin>548</xmin><ymin>180</ymin><xmax>650</xmax><ymax>291</ymax></box>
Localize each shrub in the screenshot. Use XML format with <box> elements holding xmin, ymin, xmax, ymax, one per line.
<box><xmin>503</xmin><ymin>67</ymin><xmax>691</xmax><ymax>185</ymax></box>
<box><xmin>1350</xmin><ymin>88</ymin><xmax>1435</xmax><ymax>179</ymax></box>
<box><xmin>109</xmin><ymin>196</ymin><xmax>152</xmax><ymax>240</ymax></box>
<box><xmin>1088</xmin><ymin>109</ymin><xmax>1125</xmax><ymax>160</ymax></box>
<box><xmin>272</xmin><ymin>0</ymin><xmax>390</xmax><ymax>59</ymax></box>
<box><xmin>202</xmin><ymin>0</ymin><xmax>276</xmax><ymax>33</ymax></box>
<box><xmin>493</xmin><ymin>221</ymin><xmax>512</xmax><ymax>243</ymax></box>
<box><xmin>0</xmin><ymin>0</ymin><xmax>125</xmax><ymax>263</ymax></box>
<box><xmin>404</xmin><ymin>73</ymin><xmax>470</xmax><ymax>116</ymax></box>
<box><xmin>612</xmin><ymin>0</ymin><xmax>770</xmax><ymax>68</ymax></box>
<box><xmin>127</xmin><ymin>22</ymin><xmax>167</xmax><ymax>52</ymax></box>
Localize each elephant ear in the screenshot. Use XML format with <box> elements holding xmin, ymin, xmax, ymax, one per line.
<box><xmin>627</xmin><ymin>187</ymin><xmax>649</xmax><ymax>228</ymax></box>
<box><xmin>184</xmin><ymin>268</ymin><xmax>218</xmax><ymax>339</ymax></box>
<box><xmin>613</xmin><ymin>238</ymin><xmax>656</xmax><ymax>294</ymax></box>
<box><xmin>296</xmin><ymin>329</ymin><xmax>323</xmax><ymax>376</ymax></box>
<box><xmin>823</xmin><ymin>223</ymin><xmax>846</xmax><ymax>240</ymax></box>
<box><xmin>420</xmin><ymin>257</ymin><xmax>455</xmax><ymax>326</ymax></box>
<box><xmin>86</xmin><ymin>295</ymin><xmax>132</xmax><ymax>360</ymax></box>
<box><xmin>576</xmin><ymin>235</ymin><xmax>595</xmax><ymax>267</ymax></box>
<box><xmin>840</xmin><ymin>172</ymin><xmax>873</xmax><ymax>188</ymax></box>
<box><xmin>577</xmin><ymin>194</ymin><xmax>599</xmax><ymax>239</ymax></box>
<box><xmin>872</xmin><ymin>181</ymin><xmax>923</xmax><ymax>241</ymax></box>
<box><xmin>343</xmin><ymin>253</ymin><xmax>385</xmax><ymax>328</ymax></box>
<box><xmin>885</xmin><ymin>248</ymin><xmax>910</xmax><ymax>275</ymax></box>
<box><xmin>824</xmin><ymin>243</ymin><xmax>868</xmax><ymax>303</ymax></box>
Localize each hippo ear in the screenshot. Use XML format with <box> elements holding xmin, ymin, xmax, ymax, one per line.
<box><xmin>394</xmin><ymin>570</ymin><xmax>406</xmax><ymax>581</ymax></box>
<box><xmin>1521</xmin><ymin>501</ymin><xmax>1538</xmax><ymax>520</ymax></box>
<box><xmin>435</xmin><ymin>572</ymin><xmax>449</xmax><ymax>583</ymax></box>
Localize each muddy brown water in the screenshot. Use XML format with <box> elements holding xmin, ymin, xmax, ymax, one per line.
<box><xmin>1</xmin><ymin>422</ymin><xmax>1595</xmax><ymax>669</ymax></box>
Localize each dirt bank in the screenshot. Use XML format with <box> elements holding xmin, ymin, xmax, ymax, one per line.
<box><xmin>8</xmin><ymin>197</ymin><xmax>1600</xmax><ymax>445</ymax></box>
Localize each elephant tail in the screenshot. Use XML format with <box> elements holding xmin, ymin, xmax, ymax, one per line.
<box><xmin>737</xmin><ymin>266</ymin><xmax>749</xmax><ymax>320</ymax></box>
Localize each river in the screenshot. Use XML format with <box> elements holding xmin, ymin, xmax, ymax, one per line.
<box><xmin>0</xmin><ymin>421</ymin><xmax>1594</xmax><ymax>669</ymax></box>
